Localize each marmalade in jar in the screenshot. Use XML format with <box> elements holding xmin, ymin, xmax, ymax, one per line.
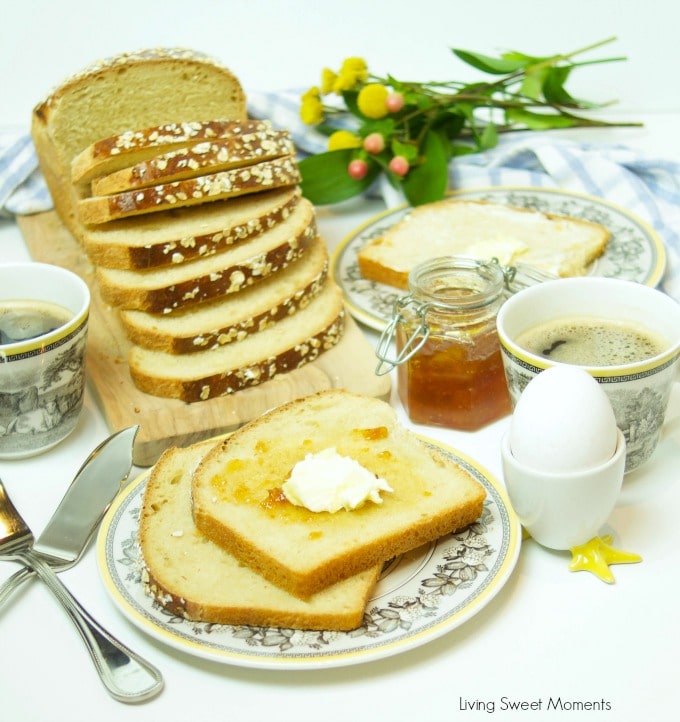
<box><xmin>387</xmin><ymin>256</ymin><xmax>512</xmax><ymax>431</ymax></box>
<box><xmin>396</xmin><ymin>319</ymin><xmax>511</xmax><ymax>430</ymax></box>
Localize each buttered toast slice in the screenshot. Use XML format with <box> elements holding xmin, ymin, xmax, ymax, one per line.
<box><xmin>140</xmin><ymin>439</ymin><xmax>380</xmax><ymax>631</ymax></box>
<box><xmin>191</xmin><ymin>389</ymin><xmax>486</xmax><ymax>599</ymax></box>
<box><xmin>357</xmin><ymin>198</ymin><xmax>611</xmax><ymax>289</ymax></box>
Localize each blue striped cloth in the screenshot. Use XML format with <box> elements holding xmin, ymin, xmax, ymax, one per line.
<box><xmin>3</xmin><ymin>88</ymin><xmax>680</xmax><ymax>300</ymax></box>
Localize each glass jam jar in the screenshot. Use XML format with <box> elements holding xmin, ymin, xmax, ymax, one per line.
<box><xmin>377</xmin><ymin>256</ymin><xmax>512</xmax><ymax>431</ymax></box>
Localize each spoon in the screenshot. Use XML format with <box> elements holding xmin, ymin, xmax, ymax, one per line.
<box><xmin>0</xmin><ymin>426</ymin><xmax>139</xmax><ymax>607</ymax></box>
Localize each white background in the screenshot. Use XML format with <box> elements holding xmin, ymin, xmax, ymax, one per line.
<box><xmin>2</xmin><ymin>0</ymin><xmax>679</xmax><ymax>131</ymax></box>
<box><xmin>1</xmin><ymin>2</ymin><xmax>680</xmax><ymax>722</ymax></box>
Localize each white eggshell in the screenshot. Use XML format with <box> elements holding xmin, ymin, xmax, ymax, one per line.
<box><xmin>509</xmin><ymin>365</ymin><xmax>618</xmax><ymax>473</ymax></box>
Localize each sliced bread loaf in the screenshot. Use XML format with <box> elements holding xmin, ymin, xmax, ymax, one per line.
<box><xmin>96</xmin><ymin>197</ymin><xmax>316</xmax><ymax>313</ymax></box>
<box><xmin>78</xmin><ymin>156</ymin><xmax>301</xmax><ymax>224</ymax></box>
<box><xmin>357</xmin><ymin>198</ymin><xmax>611</xmax><ymax>289</ymax></box>
<box><xmin>128</xmin><ymin>280</ymin><xmax>346</xmax><ymax>402</ymax></box>
<box><xmin>72</xmin><ymin>119</ymin><xmax>273</xmax><ymax>185</ymax></box>
<box><xmin>191</xmin><ymin>389</ymin><xmax>486</xmax><ymax>598</ymax></box>
<box><xmin>32</xmin><ymin>48</ymin><xmax>247</xmax><ymax>236</ymax></box>
<box><xmin>120</xmin><ymin>235</ymin><xmax>328</xmax><ymax>353</ymax></box>
<box><xmin>77</xmin><ymin>187</ymin><xmax>301</xmax><ymax>270</ymax></box>
<box><xmin>140</xmin><ymin>439</ymin><xmax>380</xmax><ymax>631</ymax></box>
<box><xmin>91</xmin><ymin>129</ymin><xmax>295</xmax><ymax>196</ymax></box>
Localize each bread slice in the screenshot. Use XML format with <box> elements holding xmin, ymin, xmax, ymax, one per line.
<box><xmin>357</xmin><ymin>198</ymin><xmax>611</xmax><ymax>289</ymax></box>
<box><xmin>32</xmin><ymin>48</ymin><xmax>246</xmax><ymax>237</ymax></box>
<box><xmin>140</xmin><ymin>439</ymin><xmax>380</xmax><ymax>631</ymax></box>
<box><xmin>90</xmin><ymin>128</ymin><xmax>295</xmax><ymax>196</ymax></box>
<box><xmin>72</xmin><ymin>119</ymin><xmax>273</xmax><ymax>186</ymax></box>
<box><xmin>191</xmin><ymin>389</ymin><xmax>486</xmax><ymax>598</ymax></box>
<box><xmin>77</xmin><ymin>187</ymin><xmax>301</xmax><ymax>270</ymax></box>
<box><xmin>77</xmin><ymin>156</ymin><xmax>301</xmax><ymax>225</ymax></box>
<box><xmin>120</xmin><ymin>235</ymin><xmax>328</xmax><ymax>353</ymax></box>
<box><xmin>96</xmin><ymin>197</ymin><xmax>316</xmax><ymax>313</ymax></box>
<box><xmin>128</xmin><ymin>280</ymin><xmax>346</xmax><ymax>401</ymax></box>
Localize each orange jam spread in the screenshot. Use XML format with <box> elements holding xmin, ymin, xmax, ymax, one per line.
<box><xmin>261</xmin><ymin>486</ymin><xmax>290</xmax><ymax>509</ymax></box>
<box><xmin>352</xmin><ymin>426</ymin><xmax>389</xmax><ymax>441</ymax></box>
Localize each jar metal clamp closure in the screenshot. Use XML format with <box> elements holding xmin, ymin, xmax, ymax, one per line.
<box><xmin>375</xmin><ymin>258</ymin><xmax>555</xmax><ymax>376</ymax></box>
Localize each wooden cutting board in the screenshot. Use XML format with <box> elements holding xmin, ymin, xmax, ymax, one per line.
<box><xmin>17</xmin><ymin>211</ymin><xmax>391</xmax><ymax>466</ymax></box>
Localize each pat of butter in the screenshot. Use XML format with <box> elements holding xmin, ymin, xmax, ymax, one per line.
<box><xmin>465</xmin><ymin>238</ymin><xmax>528</xmax><ymax>266</ymax></box>
<box><xmin>282</xmin><ymin>447</ymin><xmax>393</xmax><ymax>513</ymax></box>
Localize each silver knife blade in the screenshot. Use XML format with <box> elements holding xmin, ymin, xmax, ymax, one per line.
<box><xmin>33</xmin><ymin>425</ymin><xmax>139</xmax><ymax>564</ymax></box>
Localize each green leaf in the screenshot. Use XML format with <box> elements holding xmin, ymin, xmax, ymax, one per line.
<box><xmin>452</xmin><ymin>48</ymin><xmax>527</xmax><ymax>75</ymax></box>
<box><xmin>479</xmin><ymin>123</ymin><xmax>499</xmax><ymax>150</ymax></box>
<box><xmin>505</xmin><ymin>107</ymin><xmax>577</xmax><ymax>130</ymax></box>
<box><xmin>542</xmin><ymin>66</ymin><xmax>578</xmax><ymax>106</ymax></box>
<box><xmin>520</xmin><ymin>68</ymin><xmax>548</xmax><ymax>101</ymax></box>
<box><xmin>299</xmin><ymin>150</ymin><xmax>380</xmax><ymax>205</ymax></box>
<box><xmin>391</xmin><ymin>139</ymin><xmax>419</xmax><ymax>162</ymax></box>
<box><xmin>401</xmin><ymin>130</ymin><xmax>450</xmax><ymax>206</ymax></box>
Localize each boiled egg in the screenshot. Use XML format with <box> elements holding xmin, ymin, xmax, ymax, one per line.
<box><xmin>508</xmin><ymin>365</ymin><xmax>618</xmax><ymax>473</ymax></box>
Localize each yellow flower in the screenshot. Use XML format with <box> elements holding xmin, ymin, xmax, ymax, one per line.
<box><xmin>321</xmin><ymin>68</ymin><xmax>337</xmax><ymax>95</ymax></box>
<box><xmin>327</xmin><ymin>130</ymin><xmax>362</xmax><ymax>151</ymax></box>
<box><xmin>333</xmin><ymin>56</ymin><xmax>368</xmax><ymax>94</ymax></box>
<box><xmin>357</xmin><ymin>83</ymin><xmax>389</xmax><ymax>119</ymax></box>
<box><xmin>300</xmin><ymin>86</ymin><xmax>324</xmax><ymax>125</ymax></box>
<box><xmin>340</xmin><ymin>57</ymin><xmax>368</xmax><ymax>81</ymax></box>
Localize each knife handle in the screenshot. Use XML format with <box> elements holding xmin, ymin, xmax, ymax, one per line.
<box><xmin>15</xmin><ymin>551</ymin><xmax>163</xmax><ymax>703</ymax></box>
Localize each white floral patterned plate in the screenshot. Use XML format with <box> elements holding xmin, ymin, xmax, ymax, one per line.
<box><xmin>96</xmin><ymin>437</ymin><xmax>521</xmax><ymax>670</ymax></box>
<box><xmin>332</xmin><ymin>186</ymin><xmax>667</xmax><ymax>331</ymax></box>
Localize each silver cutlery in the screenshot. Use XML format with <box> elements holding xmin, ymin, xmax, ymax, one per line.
<box><xmin>0</xmin><ymin>426</ymin><xmax>139</xmax><ymax>607</ymax></box>
<box><xmin>0</xmin><ymin>465</ymin><xmax>163</xmax><ymax>703</ymax></box>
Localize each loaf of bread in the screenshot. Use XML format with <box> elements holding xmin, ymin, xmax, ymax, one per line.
<box><xmin>120</xmin><ymin>235</ymin><xmax>328</xmax><ymax>352</ymax></box>
<box><xmin>78</xmin><ymin>156</ymin><xmax>301</xmax><ymax>224</ymax></box>
<box><xmin>357</xmin><ymin>198</ymin><xmax>611</xmax><ymax>289</ymax></box>
<box><xmin>140</xmin><ymin>439</ymin><xmax>380</xmax><ymax>631</ymax></box>
<box><xmin>32</xmin><ymin>48</ymin><xmax>247</xmax><ymax>238</ymax></box>
<box><xmin>90</xmin><ymin>128</ymin><xmax>295</xmax><ymax>196</ymax></box>
<box><xmin>192</xmin><ymin>389</ymin><xmax>486</xmax><ymax>598</ymax></box>
<box><xmin>72</xmin><ymin>119</ymin><xmax>275</xmax><ymax>186</ymax></box>
<box><xmin>96</xmin><ymin>197</ymin><xmax>316</xmax><ymax>312</ymax></box>
<box><xmin>128</xmin><ymin>280</ymin><xmax>345</xmax><ymax>401</ymax></box>
<box><xmin>77</xmin><ymin>187</ymin><xmax>301</xmax><ymax>270</ymax></box>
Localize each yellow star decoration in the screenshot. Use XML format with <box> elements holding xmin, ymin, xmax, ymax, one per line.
<box><xmin>568</xmin><ymin>535</ymin><xmax>642</xmax><ymax>584</ymax></box>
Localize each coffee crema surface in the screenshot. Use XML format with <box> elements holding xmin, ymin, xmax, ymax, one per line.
<box><xmin>0</xmin><ymin>299</ymin><xmax>73</xmax><ymax>346</ymax></box>
<box><xmin>515</xmin><ymin>316</ymin><xmax>668</xmax><ymax>366</ymax></box>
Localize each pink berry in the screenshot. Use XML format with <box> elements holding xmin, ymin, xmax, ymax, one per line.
<box><xmin>363</xmin><ymin>133</ymin><xmax>385</xmax><ymax>154</ymax></box>
<box><xmin>386</xmin><ymin>92</ymin><xmax>405</xmax><ymax>113</ymax></box>
<box><xmin>388</xmin><ymin>156</ymin><xmax>409</xmax><ymax>176</ymax></box>
<box><xmin>348</xmin><ymin>159</ymin><xmax>369</xmax><ymax>180</ymax></box>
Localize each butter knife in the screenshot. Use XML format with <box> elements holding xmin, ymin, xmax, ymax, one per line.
<box><xmin>0</xmin><ymin>425</ymin><xmax>139</xmax><ymax>607</ymax></box>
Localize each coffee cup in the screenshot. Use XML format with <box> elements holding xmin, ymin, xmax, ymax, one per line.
<box><xmin>0</xmin><ymin>263</ymin><xmax>90</xmax><ymax>459</ymax></box>
<box><xmin>496</xmin><ymin>277</ymin><xmax>680</xmax><ymax>472</ymax></box>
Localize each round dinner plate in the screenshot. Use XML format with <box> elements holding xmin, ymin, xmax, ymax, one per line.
<box><xmin>96</xmin><ymin>437</ymin><xmax>521</xmax><ymax>670</ymax></box>
<box><xmin>332</xmin><ymin>186</ymin><xmax>667</xmax><ymax>331</ymax></box>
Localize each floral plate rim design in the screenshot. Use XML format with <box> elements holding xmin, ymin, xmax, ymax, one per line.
<box><xmin>332</xmin><ymin>186</ymin><xmax>667</xmax><ymax>331</ymax></box>
<box><xmin>96</xmin><ymin>436</ymin><xmax>521</xmax><ymax>670</ymax></box>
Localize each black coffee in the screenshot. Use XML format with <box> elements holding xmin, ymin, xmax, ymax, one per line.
<box><xmin>0</xmin><ymin>299</ymin><xmax>73</xmax><ymax>346</ymax></box>
<box><xmin>515</xmin><ymin>316</ymin><xmax>668</xmax><ymax>366</ymax></box>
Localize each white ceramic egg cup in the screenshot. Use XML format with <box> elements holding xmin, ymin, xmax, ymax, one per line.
<box><xmin>501</xmin><ymin>428</ymin><xmax>626</xmax><ymax>551</ymax></box>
